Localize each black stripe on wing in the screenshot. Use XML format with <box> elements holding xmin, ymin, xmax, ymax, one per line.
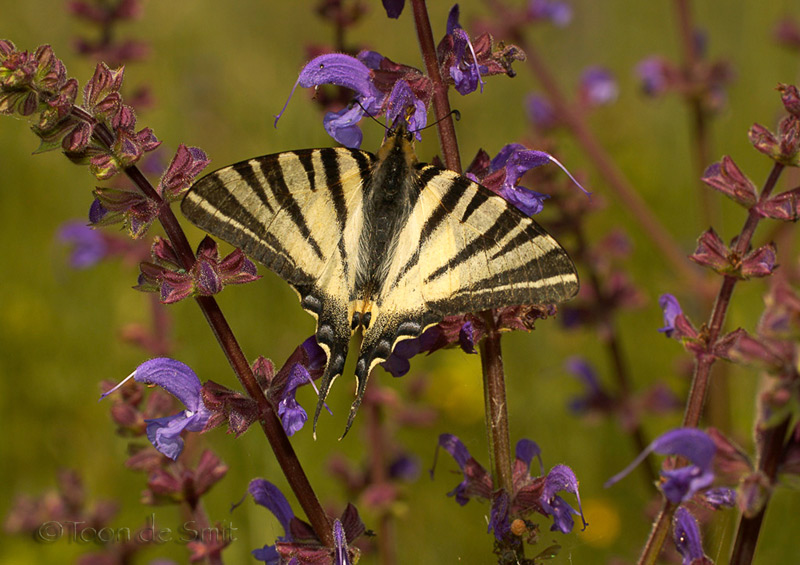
<box><xmin>256</xmin><ymin>155</ymin><xmax>325</xmax><ymax>261</ymax></box>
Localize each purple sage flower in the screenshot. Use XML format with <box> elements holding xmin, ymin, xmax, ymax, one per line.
<box><xmin>102</xmin><ymin>358</ymin><xmax>210</xmax><ymax>460</ymax></box>
<box><xmin>658</xmin><ymin>293</ymin><xmax>683</xmax><ymax>337</ymax></box>
<box><xmin>605</xmin><ymin>428</ymin><xmax>716</xmax><ymax>503</ymax></box>
<box><xmin>445</xmin><ymin>5</ymin><xmax>487</xmax><ymax>95</ymax></box>
<box><xmin>579</xmin><ymin>66</ymin><xmax>618</xmax><ymax>106</ymax></box>
<box><xmin>540</xmin><ymin>464</ymin><xmax>587</xmax><ymax>533</ymax></box>
<box><xmin>526</xmin><ymin>93</ymin><xmax>558</xmax><ymax>130</ymax></box>
<box><xmin>275</xmin><ymin>53</ymin><xmax>384</xmax><ymax>147</ymax></box>
<box><xmin>702</xmin><ymin>486</ymin><xmax>736</xmax><ymax>509</ymax></box>
<box><xmin>636</xmin><ymin>56</ymin><xmax>672</xmax><ymax>96</ymax></box>
<box><xmin>489</xmin><ymin>143</ymin><xmax>589</xmax><ymax>215</ymax></box>
<box><xmin>276</xmin><ymin>363</ymin><xmax>313</xmax><ymax>436</ymax></box>
<box><xmin>527</xmin><ymin>0</ymin><xmax>573</xmax><ymax>27</ymax></box>
<box><xmin>276</xmin><ymin>51</ymin><xmax>429</xmax><ymax>147</ymax></box>
<box><xmin>384</xmin><ymin>78</ymin><xmax>427</xmax><ymax>135</ymax></box>
<box><xmin>432</xmin><ymin>434</ymin><xmax>586</xmax><ymax>536</ymax></box>
<box><xmin>565</xmin><ymin>357</ymin><xmax>614</xmax><ymax>414</ymax></box>
<box><xmin>57</xmin><ymin>221</ymin><xmax>108</xmax><ymax>269</ymax></box>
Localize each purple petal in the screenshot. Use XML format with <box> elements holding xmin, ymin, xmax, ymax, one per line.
<box><xmin>301</xmin><ymin>336</ymin><xmax>327</xmax><ymax>373</ymax></box>
<box><xmin>249</xmin><ymin>478</ymin><xmax>294</xmax><ymax>535</ymax></box>
<box><xmin>385</xmin><ymin>80</ymin><xmax>417</xmax><ymax>129</ymax></box>
<box><xmin>323</xmin><ymin>104</ymin><xmax>365</xmax><ymax>148</ymax></box>
<box><xmin>652</xmin><ymin>429</ymin><xmax>715</xmax><ymax>469</ymax></box>
<box><xmin>252</xmin><ymin>545</ymin><xmax>280</xmax><ymax>564</ymax></box>
<box><xmin>637</xmin><ymin>57</ymin><xmax>670</xmax><ymax>96</ymax></box>
<box><xmin>526</xmin><ymin>94</ymin><xmax>558</xmax><ymax>130</ymax></box>
<box><xmin>658</xmin><ymin>293</ymin><xmax>683</xmax><ymax>337</ymax></box>
<box><xmin>446</xmin><ymin>4</ymin><xmax>461</xmax><ymax>34</ymax></box>
<box><xmin>488</xmin><ymin>491</ymin><xmax>511</xmax><ymax>540</ymax></box>
<box><xmin>515</xmin><ymin>438</ymin><xmax>543</xmax><ymax>476</ymax></box>
<box><xmin>144</xmin><ymin>413</ymin><xmax>193</xmax><ymax>460</ymax></box>
<box><xmin>500</xmin><ymin>149</ymin><xmax>553</xmax><ymax>189</ymax></box>
<box><xmin>661</xmin><ymin>466</ymin><xmax>714</xmax><ymax>504</ymax></box>
<box><xmin>501</xmin><ymin>185</ymin><xmax>549</xmax><ymax>216</ymax></box>
<box><xmin>134</xmin><ymin>358</ymin><xmax>202</xmax><ymax>411</ymax></box>
<box><xmin>433</xmin><ymin>433</ymin><xmax>475</xmax><ymax>506</ymax></box>
<box><xmin>490</xmin><ymin>143</ymin><xmax>526</xmax><ymax>171</ymax></box>
<box><xmin>298</xmin><ymin>54</ymin><xmax>381</xmax><ymax>111</ymax></box>
<box><xmin>528</xmin><ymin>0</ymin><xmax>573</xmax><ymax>26</ymax></box>
<box><xmin>437</xmin><ymin>433</ymin><xmax>471</xmax><ymax>468</ymax></box>
<box><xmin>283</xmin><ymin>363</ymin><xmax>312</xmax><ymax>395</ymax></box>
<box><xmin>389</xmin><ymin>454</ymin><xmax>420</xmax><ymax>481</ymax></box>
<box><xmin>546</xmin><ymin>495</ymin><xmax>577</xmax><ymax>533</ymax></box>
<box><xmin>382</xmin><ymin>0</ymin><xmax>405</xmax><ymax>19</ymax></box>
<box><xmin>449</xmin><ymin>28</ymin><xmax>486</xmax><ymax>95</ymax></box>
<box><xmin>580</xmin><ymin>66</ymin><xmax>618</xmax><ymax>106</ymax></box>
<box><xmin>673</xmin><ymin>507</ymin><xmax>708</xmax><ymax>564</ymax></box>
<box><xmin>277</xmin><ymin>364</ymin><xmax>312</xmax><ymax>435</ymax></box>
<box><xmin>458</xmin><ymin>321</ymin><xmax>476</xmax><ymax>354</ymax></box>
<box><xmin>278</xmin><ymin>397</ymin><xmax>308</xmax><ymax>436</ymax></box>
<box><xmin>57</xmin><ymin>221</ymin><xmax>107</xmax><ymax>269</ymax></box>
<box><xmin>357</xmin><ymin>50</ymin><xmax>384</xmax><ymax>70</ymax></box>
<box><xmin>333</xmin><ymin>519</ymin><xmax>350</xmax><ymax>565</ymax></box>
<box><xmin>605</xmin><ymin>428</ymin><xmax>716</xmax><ymax>503</ymax></box>
<box><xmin>381</xmin><ymin>336</ymin><xmax>423</xmax><ymax>377</ymax></box>
<box><xmin>703</xmin><ymin>487</ymin><xmax>736</xmax><ymax>508</ymax></box>
<box><xmin>541</xmin><ymin>465</ymin><xmax>586</xmax><ymax>532</ymax></box>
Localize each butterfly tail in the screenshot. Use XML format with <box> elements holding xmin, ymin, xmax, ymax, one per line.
<box><xmin>340</xmin><ymin>356</ymin><xmax>372</xmax><ymax>439</ymax></box>
<box><xmin>312</xmin><ymin>339</ymin><xmax>348</xmax><ymax>439</ymax></box>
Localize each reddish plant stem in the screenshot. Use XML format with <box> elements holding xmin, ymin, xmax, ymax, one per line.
<box><xmin>75</xmin><ymin>108</ymin><xmax>334</xmax><ymax>546</ymax></box>
<box><xmin>409</xmin><ymin>0</ymin><xmax>461</xmax><ymax>172</ymax></box>
<box><xmin>637</xmin><ymin>162</ymin><xmax>785</xmax><ymax>565</ymax></box>
<box><xmin>729</xmin><ymin>415</ymin><xmax>791</xmax><ymax>565</ymax></box>
<box><xmin>478</xmin><ymin>314</ymin><xmax>514</xmax><ymax>495</ymax></box>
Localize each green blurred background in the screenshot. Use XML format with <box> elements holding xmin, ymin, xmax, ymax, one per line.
<box><xmin>2</xmin><ymin>1</ymin><xmax>799</xmax><ymax>563</ymax></box>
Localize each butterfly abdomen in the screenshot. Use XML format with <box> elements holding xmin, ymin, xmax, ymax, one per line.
<box><xmin>354</xmin><ymin>132</ymin><xmax>421</xmax><ymax>305</ymax></box>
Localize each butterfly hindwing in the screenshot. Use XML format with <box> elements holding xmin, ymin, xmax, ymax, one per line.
<box><xmin>415</xmin><ymin>166</ymin><xmax>579</xmax><ymax>312</ymax></box>
<box><xmin>349</xmin><ymin>164</ymin><xmax>579</xmax><ymax>428</ymax></box>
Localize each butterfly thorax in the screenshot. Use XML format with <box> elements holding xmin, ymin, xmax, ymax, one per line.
<box><xmin>352</xmin><ymin>129</ymin><xmax>420</xmax><ymax>324</ymax></box>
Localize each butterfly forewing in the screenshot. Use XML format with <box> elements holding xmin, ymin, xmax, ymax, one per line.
<box><xmin>383</xmin><ymin>166</ymin><xmax>579</xmax><ymax>317</ymax></box>
<box><xmin>181</xmin><ymin>147</ymin><xmax>376</xmax><ymax>412</ymax></box>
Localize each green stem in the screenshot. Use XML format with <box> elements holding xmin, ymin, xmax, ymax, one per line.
<box><xmin>409</xmin><ymin>0</ymin><xmax>461</xmax><ymax>171</ymax></box>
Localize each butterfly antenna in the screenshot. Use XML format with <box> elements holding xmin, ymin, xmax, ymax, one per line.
<box><xmin>409</xmin><ymin>109</ymin><xmax>461</xmax><ymax>136</ymax></box>
<box><xmin>354</xmin><ymin>99</ymin><xmax>388</xmax><ymax>131</ymax></box>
